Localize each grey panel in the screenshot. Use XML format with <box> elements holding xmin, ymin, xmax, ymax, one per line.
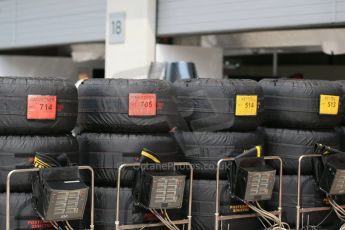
<box><xmin>0</xmin><ymin>0</ymin><xmax>106</xmax><ymax>49</ymax></box>
<box><xmin>0</xmin><ymin>0</ymin><xmax>15</xmax><ymax>48</ymax></box>
<box><xmin>158</xmin><ymin>0</ymin><xmax>343</xmax><ymax>35</ymax></box>
<box><xmin>336</xmin><ymin>0</ymin><xmax>345</xmax><ymax>22</ymax></box>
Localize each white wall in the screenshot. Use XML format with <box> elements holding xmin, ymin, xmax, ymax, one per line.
<box><xmin>0</xmin><ymin>56</ymin><xmax>78</xmax><ymax>80</ymax></box>
<box><xmin>105</xmin><ymin>0</ymin><xmax>156</xmax><ymax>78</ymax></box>
<box><xmin>156</xmin><ymin>44</ymin><xmax>223</xmax><ymax>78</ymax></box>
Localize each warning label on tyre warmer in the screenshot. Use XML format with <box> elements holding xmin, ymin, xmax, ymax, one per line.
<box><xmin>27</xmin><ymin>220</ymin><xmax>53</xmax><ymax>229</ymax></box>
<box><xmin>128</xmin><ymin>93</ymin><xmax>157</xmax><ymax>116</ymax></box>
<box><xmin>27</xmin><ymin>95</ymin><xmax>57</xmax><ymax>120</ymax></box>
<box><xmin>229</xmin><ymin>204</ymin><xmax>250</xmax><ymax>213</ymax></box>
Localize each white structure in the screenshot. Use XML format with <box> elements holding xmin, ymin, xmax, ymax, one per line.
<box><xmin>0</xmin><ymin>56</ymin><xmax>78</xmax><ymax>79</ymax></box>
<box><xmin>156</xmin><ymin>44</ymin><xmax>223</xmax><ymax>78</ymax></box>
<box><xmin>105</xmin><ymin>0</ymin><xmax>156</xmax><ymax>78</ymax></box>
<box><xmin>1</xmin><ymin>0</ymin><xmax>345</xmax><ymax>78</ymax></box>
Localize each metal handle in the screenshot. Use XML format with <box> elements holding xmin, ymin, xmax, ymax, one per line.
<box><xmin>215</xmin><ymin>156</ymin><xmax>283</xmax><ymax>230</ymax></box>
<box><xmin>115</xmin><ymin>162</ymin><xmax>194</xmax><ymax>230</ymax></box>
<box><xmin>296</xmin><ymin>154</ymin><xmax>323</xmax><ymax>230</ymax></box>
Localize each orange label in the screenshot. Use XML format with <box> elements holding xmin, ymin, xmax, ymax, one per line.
<box><xmin>27</xmin><ymin>95</ymin><xmax>57</xmax><ymax>120</ymax></box>
<box><xmin>128</xmin><ymin>93</ymin><xmax>157</xmax><ymax>116</ymax></box>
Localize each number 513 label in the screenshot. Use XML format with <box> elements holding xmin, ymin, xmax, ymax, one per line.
<box><xmin>235</xmin><ymin>95</ymin><xmax>258</xmax><ymax>116</ymax></box>
<box><xmin>320</xmin><ymin>94</ymin><xmax>340</xmax><ymax>115</ymax></box>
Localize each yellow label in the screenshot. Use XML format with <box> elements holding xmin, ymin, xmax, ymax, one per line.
<box><xmin>319</xmin><ymin>95</ymin><xmax>339</xmax><ymax>115</ymax></box>
<box><xmin>235</xmin><ymin>95</ymin><xmax>258</xmax><ymax>116</ymax></box>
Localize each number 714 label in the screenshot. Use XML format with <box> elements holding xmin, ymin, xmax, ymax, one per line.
<box><xmin>235</xmin><ymin>95</ymin><xmax>258</xmax><ymax>116</ymax></box>
<box><xmin>27</xmin><ymin>95</ymin><xmax>57</xmax><ymax>120</ymax></box>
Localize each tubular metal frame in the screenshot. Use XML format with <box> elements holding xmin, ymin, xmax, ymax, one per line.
<box><xmin>296</xmin><ymin>154</ymin><xmax>345</xmax><ymax>230</ymax></box>
<box><xmin>115</xmin><ymin>162</ymin><xmax>194</xmax><ymax>230</ymax></box>
<box><xmin>6</xmin><ymin>166</ymin><xmax>95</xmax><ymax>230</ymax></box>
<box><xmin>214</xmin><ymin>156</ymin><xmax>283</xmax><ymax>230</ymax></box>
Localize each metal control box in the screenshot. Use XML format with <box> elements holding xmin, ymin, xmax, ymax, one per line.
<box><xmin>139</xmin><ymin>171</ymin><xmax>186</xmax><ymax>209</ymax></box>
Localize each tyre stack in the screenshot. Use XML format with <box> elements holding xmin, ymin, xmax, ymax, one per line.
<box><xmin>337</xmin><ymin>80</ymin><xmax>345</xmax><ymax>151</ymax></box>
<box><xmin>260</xmin><ymin>78</ymin><xmax>344</xmax><ymax>229</ymax></box>
<box><xmin>76</xmin><ymin>79</ymin><xmax>185</xmax><ymax>229</ymax></box>
<box><xmin>174</xmin><ymin>78</ymin><xmax>265</xmax><ymax>230</ymax></box>
<box><xmin>0</xmin><ymin>77</ymin><xmax>79</xmax><ymax>230</ymax></box>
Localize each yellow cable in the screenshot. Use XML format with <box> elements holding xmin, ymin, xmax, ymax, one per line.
<box><xmin>256</xmin><ymin>146</ymin><xmax>262</xmax><ymax>157</ymax></box>
<box><xmin>141</xmin><ymin>150</ymin><xmax>161</xmax><ymax>163</ymax></box>
<box><xmin>34</xmin><ymin>159</ymin><xmax>49</xmax><ymax>168</ymax></box>
<box><xmin>34</xmin><ymin>157</ymin><xmax>50</xmax><ymax>168</ymax></box>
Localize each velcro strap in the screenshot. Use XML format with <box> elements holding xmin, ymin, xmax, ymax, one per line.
<box><xmin>177</xmin><ymin>96</ymin><xmax>235</xmax><ymax>114</ymax></box>
<box><xmin>0</xmin><ymin>153</ymin><xmax>35</xmax><ymax>168</ymax></box>
<box><xmin>79</xmin><ymin>96</ymin><xmax>178</xmax><ymax>115</ymax></box>
<box><xmin>264</xmin><ymin>95</ymin><xmax>319</xmax><ymax>113</ymax></box>
<box><xmin>0</xmin><ymin>96</ymin><xmax>77</xmax><ymax>116</ymax></box>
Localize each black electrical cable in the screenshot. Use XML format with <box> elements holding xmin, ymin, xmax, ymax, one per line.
<box><xmin>300</xmin><ymin>210</ymin><xmax>334</xmax><ymax>230</ymax></box>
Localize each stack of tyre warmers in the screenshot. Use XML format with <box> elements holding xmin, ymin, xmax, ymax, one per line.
<box><xmin>174</xmin><ymin>78</ymin><xmax>265</xmax><ymax>230</ymax></box>
<box><xmin>260</xmin><ymin>78</ymin><xmax>344</xmax><ymax>229</ymax></box>
<box><xmin>337</xmin><ymin>81</ymin><xmax>345</xmax><ymax>151</ymax></box>
<box><xmin>76</xmin><ymin>79</ymin><xmax>185</xmax><ymax>229</ymax></box>
<box><xmin>0</xmin><ymin>77</ymin><xmax>79</xmax><ymax>230</ymax></box>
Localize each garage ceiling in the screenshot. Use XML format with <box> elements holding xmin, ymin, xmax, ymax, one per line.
<box><xmin>201</xmin><ymin>28</ymin><xmax>345</xmax><ymax>55</ymax></box>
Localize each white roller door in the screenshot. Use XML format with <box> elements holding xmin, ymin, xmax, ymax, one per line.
<box><xmin>158</xmin><ymin>0</ymin><xmax>345</xmax><ymax>35</ymax></box>
<box><xmin>0</xmin><ymin>0</ymin><xmax>106</xmax><ymax>49</ymax></box>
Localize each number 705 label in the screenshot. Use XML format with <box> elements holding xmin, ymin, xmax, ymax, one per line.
<box><xmin>128</xmin><ymin>93</ymin><xmax>157</xmax><ymax>116</ymax></box>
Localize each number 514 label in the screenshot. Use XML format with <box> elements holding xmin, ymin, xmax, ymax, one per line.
<box><xmin>235</xmin><ymin>95</ymin><xmax>258</xmax><ymax>116</ymax></box>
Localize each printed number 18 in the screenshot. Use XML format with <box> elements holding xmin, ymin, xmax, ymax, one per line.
<box><xmin>112</xmin><ymin>20</ymin><xmax>122</xmax><ymax>34</ymax></box>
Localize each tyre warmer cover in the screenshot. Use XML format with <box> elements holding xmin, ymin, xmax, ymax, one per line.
<box><xmin>77</xmin><ymin>79</ymin><xmax>184</xmax><ymax>133</ymax></box>
<box><xmin>265</xmin><ymin>175</ymin><xmax>344</xmax><ymax>228</ymax></box>
<box><xmin>262</xmin><ymin>128</ymin><xmax>340</xmax><ymax>175</ymax></box>
<box><xmin>337</xmin><ymin>80</ymin><xmax>345</xmax><ymax>125</ymax></box>
<box><xmin>174</xmin><ymin>78</ymin><xmax>264</xmax><ymax>132</ymax></box>
<box><xmin>260</xmin><ymin>79</ymin><xmax>343</xmax><ymax>129</ymax></box>
<box><xmin>0</xmin><ymin>77</ymin><xmax>78</xmax><ymax>134</ymax></box>
<box><xmin>82</xmin><ymin>187</ymin><xmax>185</xmax><ymax>230</ymax></box>
<box><xmin>78</xmin><ymin>133</ymin><xmax>184</xmax><ymax>187</ymax></box>
<box><xmin>187</xmin><ymin>180</ymin><xmax>262</xmax><ymax>230</ymax></box>
<box><xmin>175</xmin><ymin>130</ymin><xmax>263</xmax><ymax>179</ymax></box>
<box><xmin>0</xmin><ymin>192</ymin><xmax>81</xmax><ymax>230</ymax></box>
<box><xmin>0</xmin><ymin>135</ymin><xmax>78</xmax><ymax>192</ymax></box>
